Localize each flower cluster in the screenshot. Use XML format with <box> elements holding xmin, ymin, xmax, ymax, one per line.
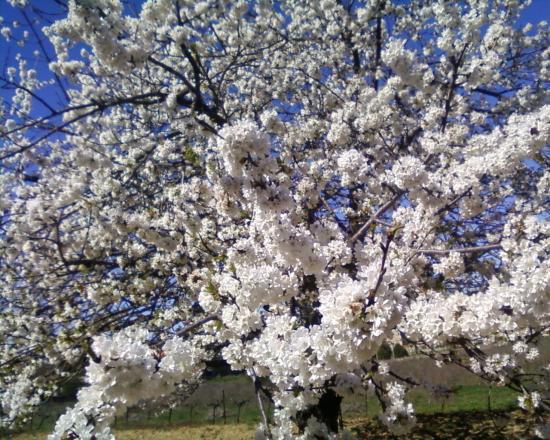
<box><xmin>379</xmin><ymin>382</ymin><xmax>416</xmax><ymax>435</ymax></box>
<box><xmin>0</xmin><ymin>0</ymin><xmax>549</xmax><ymax>438</ymax></box>
<box><xmin>49</xmin><ymin>328</ymin><xmax>206</xmax><ymax>439</ymax></box>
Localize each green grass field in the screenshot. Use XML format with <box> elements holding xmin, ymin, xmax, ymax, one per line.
<box><xmin>9</xmin><ymin>382</ymin><xmax>524</xmax><ymax>439</ymax></box>
<box><xmin>9</xmin><ymin>342</ymin><xmax>550</xmax><ymax>439</ymax></box>
<box><xmin>12</xmin><ymin>408</ymin><xmax>542</xmax><ymax>440</ymax></box>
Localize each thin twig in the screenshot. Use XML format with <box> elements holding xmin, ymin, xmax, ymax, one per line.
<box><xmin>174</xmin><ymin>314</ymin><xmax>219</xmax><ymax>338</ymax></box>
<box><xmin>251</xmin><ymin>370</ymin><xmax>272</xmax><ymax>439</ymax></box>
<box><xmin>415</xmin><ymin>243</ymin><xmax>501</xmax><ymax>255</ymax></box>
<box><xmin>348</xmin><ymin>193</ymin><xmax>402</xmax><ymax>245</ymax></box>
<box><xmin>321</xmin><ymin>197</ymin><xmax>348</xmax><ymax>232</ymax></box>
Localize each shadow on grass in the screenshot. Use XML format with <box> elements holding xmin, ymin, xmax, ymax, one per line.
<box><xmin>348</xmin><ymin>410</ymin><xmax>542</xmax><ymax>439</ymax></box>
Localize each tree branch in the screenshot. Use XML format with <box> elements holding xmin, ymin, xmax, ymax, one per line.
<box><xmin>415</xmin><ymin>243</ymin><xmax>501</xmax><ymax>255</ymax></box>
<box><xmin>348</xmin><ymin>193</ymin><xmax>402</xmax><ymax>245</ymax></box>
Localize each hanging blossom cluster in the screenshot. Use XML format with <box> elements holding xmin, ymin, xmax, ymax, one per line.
<box><xmin>379</xmin><ymin>382</ymin><xmax>416</xmax><ymax>435</ymax></box>
<box><xmin>48</xmin><ymin>328</ymin><xmax>207</xmax><ymax>440</ymax></box>
<box><xmin>0</xmin><ymin>0</ymin><xmax>549</xmax><ymax>438</ymax></box>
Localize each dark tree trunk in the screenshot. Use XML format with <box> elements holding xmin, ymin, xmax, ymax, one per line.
<box><xmin>296</xmin><ymin>388</ymin><xmax>343</xmax><ymax>435</ymax></box>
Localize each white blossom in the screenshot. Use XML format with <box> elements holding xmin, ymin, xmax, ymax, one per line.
<box><xmin>0</xmin><ymin>1</ymin><xmax>549</xmax><ymax>438</ymax></box>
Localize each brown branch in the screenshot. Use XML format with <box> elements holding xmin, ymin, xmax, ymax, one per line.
<box><xmin>251</xmin><ymin>370</ymin><xmax>273</xmax><ymax>439</ymax></box>
<box><xmin>441</xmin><ymin>43</ymin><xmax>468</xmax><ymax>132</ymax></box>
<box><xmin>348</xmin><ymin>193</ymin><xmax>402</xmax><ymax>245</ymax></box>
<box><xmin>415</xmin><ymin>243</ymin><xmax>501</xmax><ymax>255</ymax></box>
<box><xmin>148</xmin><ymin>57</ymin><xmax>195</xmax><ymax>92</ymax></box>
<box><xmin>0</xmin><ymin>75</ymin><xmax>55</xmax><ymax>113</ymax></box>
<box><xmin>1</xmin><ymin>92</ymin><xmax>165</xmax><ymax>160</ymax></box>
<box><xmin>373</xmin><ymin>9</ymin><xmax>383</xmax><ymax>91</ymax></box>
<box><xmin>0</xmin><ymin>107</ymin><xmax>99</xmax><ymax>160</ymax></box>
<box><xmin>321</xmin><ymin>197</ymin><xmax>348</xmax><ymax>232</ymax></box>
<box><xmin>174</xmin><ymin>314</ymin><xmax>220</xmax><ymax>338</ymax></box>
<box><xmin>21</xmin><ymin>9</ymin><xmax>70</xmax><ymax>103</ymax></box>
<box><xmin>367</xmin><ymin>230</ymin><xmax>395</xmax><ymax>306</ymax></box>
<box><xmin>374</xmin><ymin>219</ymin><xmax>392</xmax><ymax>227</ymax></box>
<box><xmin>434</xmin><ymin>187</ymin><xmax>472</xmax><ymax>216</ymax></box>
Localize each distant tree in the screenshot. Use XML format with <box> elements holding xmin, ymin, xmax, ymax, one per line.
<box><xmin>376</xmin><ymin>342</ymin><xmax>393</xmax><ymax>361</ymax></box>
<box><xmin>392</xmin><ymin>344</ymin><xmax>409</xmax><ymax>359</ymax></box>
<box><xmin>0</xmin><ymin>0</ymin><xmax>549</xmax><ymax>438</ymax></box>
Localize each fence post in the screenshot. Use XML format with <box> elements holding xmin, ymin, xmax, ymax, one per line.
<box><xmin>235</xmin><ymin>399</ymin><xmax>248</xmax><ymax>423</ymax></box>
<box><xmin>208</xmin><ymin>402</ymin><xmax>220</xmax><ymax>424</ymax></box>
<box><xmin>222</xmin><ymin>390</ymin><xmax>227</xmax><ymax>425</ymax></box>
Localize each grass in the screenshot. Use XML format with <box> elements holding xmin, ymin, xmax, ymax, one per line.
<box><xmin>12</xmin><ymin>424</ymin><xmax>257</xmax><ymax>440</ymax></box>
<box><xmin>349</xmin><ymin>410</ymin><xmax>544</xmax><ymax>439</ymax></box>
<box><xmin>342</xmin><ymin>384</ymin><xmax>518</xmax><ymax>417</ymax></box>
<box><xmin>11</xmin><ymin>342</ymin><xmax>549</xmax><ymax>439</ymax></box>
<box><xmin>13</xmin><ymin>409</ymin><xmax>542</xmax><ymax>440</ymax></box>
<box><xmin>9</xmin><ymin>383</ymin><xmax>522</xmax><ymax>439</ymax></box>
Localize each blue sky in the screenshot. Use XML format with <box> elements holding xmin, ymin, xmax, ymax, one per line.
<box><xmin>0</xmin><ymin>0</ymin><xmax>549</xmax><ymax>115</ymax></box>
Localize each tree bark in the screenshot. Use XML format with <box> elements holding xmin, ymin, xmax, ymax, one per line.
<box><xmin>296</xmin><ymin>388</ymin><xmax>343</xmax><ymax>435</ymax></box>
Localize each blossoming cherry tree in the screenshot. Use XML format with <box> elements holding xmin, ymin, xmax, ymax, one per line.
<box><xmin>0</xmin><ymin>0</ymin><xmax>548</xmax><ymax>438</ymax></box>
